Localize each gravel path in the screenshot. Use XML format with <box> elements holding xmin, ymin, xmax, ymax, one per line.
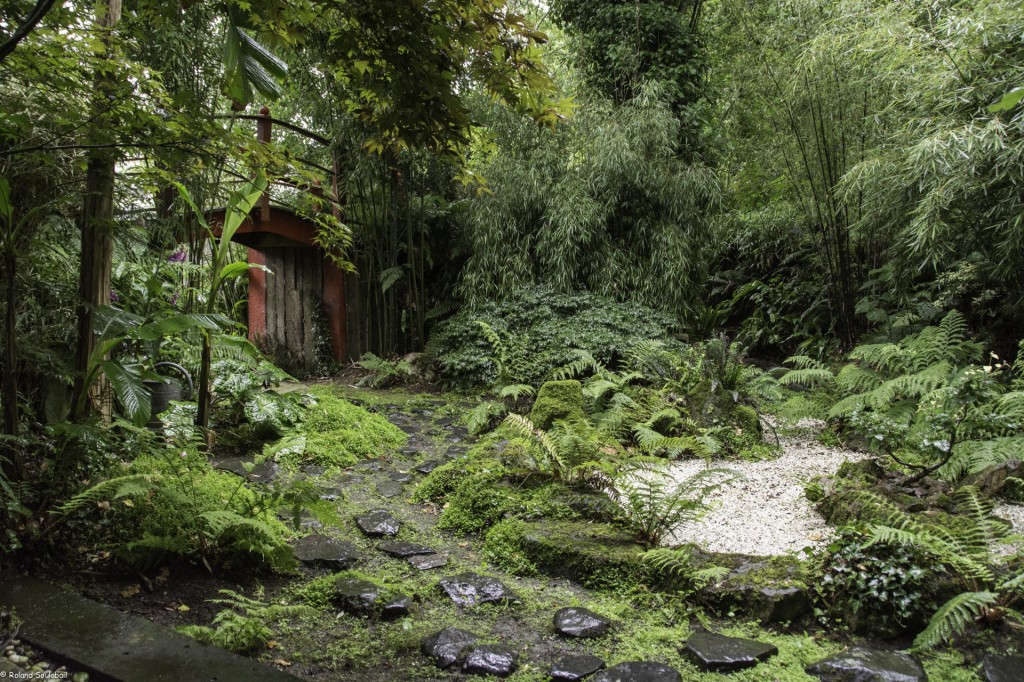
<box><xmin>665</xmin><ymin>420</ymin><xmax>865</xmax><ymax>557</ymax></box>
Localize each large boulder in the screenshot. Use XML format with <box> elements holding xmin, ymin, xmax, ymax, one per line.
<box><xmin>529</xmin><ymin>380</ymin><xmax>585</xmax><ymax>430</ymax></box>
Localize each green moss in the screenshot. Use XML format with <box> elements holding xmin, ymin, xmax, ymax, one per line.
<box><xmin>483</xmin><ymin>519</ymin><xmax>537</xmax><ymax>575</ymax></box>
<box><xmin>517</xmin><ymin>519</ymin><xmax>648</xmax><ymax>591</ymax></box>
<box><xmin>733</xmin><ymin>404</ymin><xmax>760</xmax><ymax>436</ymax></box>
<box><xmin>267</xmin><ymin>390</ymin><xmax>406</xmax><ymax>468</ymax></box>
<box><xmin>529</xmin><ymin>380</ymin><xmax>585</xmax><ymax>430</ymax></box>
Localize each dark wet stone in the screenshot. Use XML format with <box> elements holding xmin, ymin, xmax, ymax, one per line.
<box><xmin>410</xmin><ymin>554</ymin><xmax>448</xmax><ymax>571</ymax></box>
<box><xmin>376</xmin><ymin>481</ymin><xmax>405</xmax><ymax>498</ymax></box>
<box><xmin>399</xmin><ymin>446</ymin><xmax>424</xmax><ymax>457</ymax></box>
<box><xmin>291</xmin><ymin>510</ymin><xmax>322</xmax><ymax>529</ymax></box>
<box><xmin>553</xmin><ymin>607</ymin><xmax>611</xmax><ymax>638</ymax></box>
<box><xmin>422</xmin><ymin>627</ymin><xmax>479</xmax><ymax>669</ymax></box>
<box><xmin>302</xmin><ymin>465</ymin><xmax>325</xmax><ymax>477</ymax></box>
<box><xmin>550</xmin><ymin>654</ymin><xmax>605</xmax><ymax>681</ymax></box>
<box><xmin>463</xmin><ymin>645</ymin><xmax>519</xmax><ymax>677</ymax></box>
<box><xmin>685</xmin><ymin>631</ymin><xmax>778</xmax><ymax>672</ymax></box>
<box><xmin>416</xmin><ymin>460</ymin><xmax>444</xmax><ymax>474</ymax></box>
<box><xmin>292</xmin><ymin>535</ymin><xmax>359</xmax><ymax>569</ymax></box>
<box><xmin>983</xmin><ymin>654</ymin><xmax>1024</xmax><ymax>682</ymax></box>
<box><xmin>212</xmin><ymin>457</ymin><xmax>280</xmax><ymax>484</ymax></box>
<box><xmin>382</xmin><ymin>595</ymin><xmax>413</xmax><ymax>621</ymax></box>
<box><xmin>319</xmin><ymin>486</ymin><xmax>344</xmax><ymax>501</ymax></box>
<box><xmin>593</xmin><ymin>662</ymin><xmax>681</xmax><ymax>682</ymax></box>
<box><xmin>446</xmin><ymin>445</ymin><xmax>470</xmax><ymax>459</ymax></box>
<box><xmin>378</xmin><ymin>541</ymin><xmax>436</xmax><ymax>558</ymax></box>
<box><xmin>355</xmin><ymin>510</ymin><xmax>400</xmax><ymax>537</ymax></box>
<box><xmin>396</xmin><ymin>423</ymin><xmax>419</xmax><ymax>434</ymax></box>
<box><xmin>390</xmin><ymin>471</ymin><xmax>414</xmax><ymax>483</ymax></box>
<box><xmin>437</xmin><ymin>417</ymin><xmax>454</xmax><ymax>427</ymax></box>
<box><xmin>439</xmin><ymin>572</ymin><xmax>518</xmax><ymax>607</ymax></box>
<box><xmin>806</xmin><ymin>647</ymin><xmax>927</xmax><ymax>682</ymax></box>
<box><xmin>409</xmin><ymin>408</ymin><xmax>434</xmax><ymax>417</ymax></box>
<box><xmin>333</xmin><ymin>577</ymin><xmax>382</xmax><ymax>614</ymax></box>
<box><xmin>354</xmin><ymin>459</ymin><xmax>385</xmax><ymax>472</ymax></box>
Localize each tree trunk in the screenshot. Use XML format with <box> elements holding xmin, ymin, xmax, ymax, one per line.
<box><xmin>2</xmin><ymin>252</ymin><xmax>19</xmax><ymax>440</ymax></box>
<box><xmin>70</xmin><ymin>0</ymin><xmax>122</xmax><ymax>421</ymax></box>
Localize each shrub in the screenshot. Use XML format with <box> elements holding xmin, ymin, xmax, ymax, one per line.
<box><xmin>428</xmin><ymin>286</ymin><xmax>681</xmax><ymax>387</ymax></box>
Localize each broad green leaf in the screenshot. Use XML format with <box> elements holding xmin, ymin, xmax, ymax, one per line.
<box><xmin>989</xmin><ymin>87</ymin><xmax>1024</xmax><ymax>113</ymax></box>
<box><xmin>219</xmin><ymin>261</ymin><xmax>268</xmax><ymax>281</ymax></box>
<box><xmin>101</xmin><ymin>360</ymin><xmax>151</xmax><ymax>427</ymax></box>
<box><xmin>134</xmin><ymin>313</ymin><xmax>231</xmax><ymax>341</ymax></box>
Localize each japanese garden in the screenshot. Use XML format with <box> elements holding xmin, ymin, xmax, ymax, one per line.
<box><xmin>0</xmin><ymin>1</ymin><xmax>1023</xmax><ymax>680</ymax></box>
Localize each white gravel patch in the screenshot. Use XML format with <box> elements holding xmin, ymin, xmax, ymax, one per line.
<box><xmin>665</xmin><ymin>420</ymin><xmax>865</xmax><ymax>557</ymax></box>
<box><xmin>995</xmin><ymin>502</ymin><xmax>1024</xmax><ymax>533</ymax></box>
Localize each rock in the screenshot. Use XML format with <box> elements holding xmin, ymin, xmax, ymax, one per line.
<box><xmin>416</xmin><ymin>460</ymin><xmax>444</xmax><ymax>474</ymax></box>
<box><xmin>72</xmin><ymin>674</ymin><xmax>89</xmax><ymax>682</ymax></box>
<box><xmin>530</xmin><ymin>380</ymin><xmax>585</xmax><ymax>430</ymax></box>
<box><xmin>376</xmin><ymin>481</ymin><xmax>405</xmax><ymax>498</ymax></box>
<box><xmin>391</xmin><ymin>471</ymin><xmax>414</xmax><ymax>483</ymax></box>
<box><xmin>355</xmin><ymin>510</ymin><xmax>400</xmax><ymax>537</ymax></box>
<box><xmin>969</xmin><ymin>461</ymin><xmax>1024</xmax><ymax>499</ymax></box>
<box><xmin>439</xmin><ymin>573</ymin><xmax>518</xmax><ymax>607</ymax></box>
<box><xmin>462</xmin><ymin>645</ymin><xmax>519</xmax><ymax>677</ymax></box>
<box><xmin>378</xmin><ymin>541</ymin><xmax>436</xmax><ymax>558</ymax></box>
<box><xmin>409</xmin><ymin>554</ymin><xmax>448</xmax><ymax>571</ymax></box>
<box><xmin>381</xmin><ymin>595</ymin><xmax>413</xmax><ymax>621</ymax></box>
<box><xmin>7</xmin><ymin>654</ymin><xmax>28</xmax><ymax>666</ymax></box>
<box><xmin>550</xmin><ymin>654</ymin><xmax>606</xmax><ymax>681</ymax></box>
<box><xmin>698</xmin><ymin>557</ymin><xmax>811</xmax><ymax>623</ymax></box>
<box><xmin>806</xmin><ymin>647</ymin><xmax>927</xmax><ymax>682</ymax></box>
<box><xmin>592</xmin><ymin>661</ymin><xmax>681</xmax><ymax>682</ymax></box>
<box><xmin>982</xmin><ymin>654</ymin><xmax>1024</xmax><ymax>682</ymax></box>
<box><xmin>302</xmin><ymin>465</ymin><xmax>325</xmax><ymax>477</ymax></box>
<box><xmin>212</xmin><ymin>457</ymin><xmax>279</xmax><ymax>484</ymax></box>
<box><xmin>292</xmin><ymin>535</ymin><xmax>359</xmax><ymax>569</ymax></box>
<box><xmin>333</xmin><ymin>577</ymin><xmax>382</xmax><ymax>615</ymax></box>
<box><xmin>354</xmin><ymin>460</ymin><xmax>385</xmax><ymax>472</ymax></box>
<box><xmin>422</xmin><ymin>627</ymin><xmax>478</xmax><ymax>669</ymax></box>
<box><xmin>446</xmin><ymin>445</ymin><xmax>469</xmax><ymax>459</ymax></box>
<box><xmin>318</xmin><ymin>486</ymin><xmax>344</xmax><ymax>501</ymax></box>
<box><xmin>684</xmin><ymin>631</ymin><xmax>778</xmax><ymax>672</ymax></box>
<box><xmin>553</xmin><ymin>607</ymin><xmax>611</xmax><ymax>638</ymax></box>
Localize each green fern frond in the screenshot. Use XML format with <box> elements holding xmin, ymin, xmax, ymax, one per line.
<box><xmin>56</xmin><ymin>473</ymin><xmax>160</xmax><ymax>516</ymax></box>
<box><xmin>914</xmin><ymin>590</ymin><xmax>999</xmax><ymax>649</ymax></box>
<box><xmin>780</xmin><ymin>367</ymin><xmax>835</xmax><ymax>389</ymax></box>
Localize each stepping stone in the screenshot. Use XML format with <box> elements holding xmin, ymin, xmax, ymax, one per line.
<box><xmin>381</xmin><ymin>595</ymin><xmax>413</xmax><ymax>621</ymax></box>
<box><xmin>355</xmin><ymin>510</ymin><xmax>400</xmax><ymax>537</ymax></box>
<box><xmin>378</xmin><ymin>541</ymin><xmax>436</xmax><ymax>558</ymax></box>
<box><xmin>422</xmin><ymin>627</ymin><xmax>478</xmax><ymax>669</ymax></box>
<box><xmin>353</xmin><ymin>460</ymin><xmax>385</xmax><ymax>472</ymax></box>
<box><xmin>550</xmin><ymin>654</ymin><xmax>606</xmax><ymax>681</ymax></box>
<box><xmin>685</xmin><ymin>631</ymin><xmax>778</xmax><ymax>672</ymax></box>
<box><xmin>292</xmin><ymin>535</ymin><xmax>359</xmax><ymax>569</ymax></box>
<box><xmin>462</xmin><ymin>645</ymin><xmax>519</xmax><ymax>677</ymax></box>
<box><xmin>318</xmin><ymin>486</ymin><xmax>344</xmax><ymax>501</ymax></box>
<box><xmin>416</xmin><ymin>460</ymin><xmax>443</xmax><ymax>475</ymax></box>
<box><xmin>409</xmin><ymin>554</ymin><xmax>448</xmax><ymax>571</ymax></box>
<box><xmin>806</xmin><ymin>647</ymin><xmax>926</xmax><ymax>682</ymax></box>
<box><xmin>376</xmin><ymin>481</ymin><xmax>405</xmax><ymax>498</ymax></box>
<box><xmin>593</xmin><ymin>662</ymin><xmax>681</xmax><ymax>682</ymax></box>
<box><xmin>333</xmin><ymin>578</ymin><xmax>382</xmax><ymax>615</ymax></box>
<box><xmin>983</xmin><ymin>654</ymin><xmax>1024</xmax><ymax>682</ymax></box>
<box><xmin>390</xmin><ymin>471</ymin><xmax>414</xmax><ymax>483</ymax></box>
<box><xmin>554</xmin><ymin>607</ymin><xmax>611</xmax><ymax>638</ymax></box>
<box><xmin>446</xmin><ymin>445</ymin><xmax>469</xmax><ymax>459</ymax></box>
<box><xmin>0</xmin><ymin>576</ymin><xmax>298</xmax><ymax>681</ymax></box>
<box><xmin>439</xmin><ymin>573</ymin><xmax>518</xmax><ymax>607</ymax></box>
<box><xmin>212</xmin><ymin>457</ymin><xmax>280</xmax><ymax>484</ymax></box>
<box><xmin>302</xmin><ymin>465</ymin><xmax>325</xmax><ymax>477</ymax></box>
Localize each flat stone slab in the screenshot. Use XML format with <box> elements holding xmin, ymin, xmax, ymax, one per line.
<box><xmin>554</xmin><ymin>607</ymin><xmax>611</xmax><ymax>638</ymax></box>
<box><xmin>333</xmin><ymin>577</ymin><xmax>382</xmax><ymax>615</ymax></box>
<box><xmin>983</xmin><ymin>654</ymin><xmax>1024</xmax><ymax>682</ymax></box>
<box><xmin>550</xmin><ymin>654</ymin><xmax>606</xmax><ymax>681</ymax></box>
<box><xmin>390</xmin><ymin>471</ymin><xmax>414</xmax><ymax>483</ymax></box>
<box><xmin>378</xmin><ymin>541</ymin><xmax>436</xmax><ymax>558</ymax></box>
<box><xmin>439</xmin><ymin>573</ymin><xmax>518</xmax><ymax>607</ymax></box>
<box><xmin>0</xmin><ymin>576</ymin><xmax>299</xmax><ymax>682</ymax></box>
<box><xmin>422</xmin><ymin>627</ymin><xmax>478</xmax><ymax>669</ymax></box>
<box><xmin>353</xmin><ymin>459</ymin><xmax>385</xmax><ymax>472</ymax></box>
<box><xmin>685</xmin><ymin>631</ymin><xmax>778</xmax><ymax>672</ymax></box>
<box><xmin>806</xmin><ymin>647</ymin><xmax>927</xmax><ymax>682</ymax></box>
<box><xmin>593</xmin><ymin>661</ymin><xmax>681</xmax><ymax>682</ymax></box>
<box><xmin>409</xmin><ymin>554</ymin><xmax>448</xmax><ymax>571</ymax></box>
<box><xmin>354</xmin><ymin>510</ymin><xmax>400</xmax><ymax>537</ymax></box>
<box><xmin>212</xmin><ymin>457</ymin><xmax>280</xmax><ymax>484</ymax></box>
<box><xmin>462</xmin><ymin>645</ymin><xmax>518</xmax><ymax>677</ymax></box>
<box><xmin>376</xmin><ymin>481</ymin><xmax>405</xmax><ymax>498</ymax></box>
<box><xmin>292</xmin><ymin>535</ymin><xmax>359</xmax><ymax>569</ymax></box>
<box><xmin>382</xmin><ymin>595</ymin><xmax>413</xmax><ymax>621</ymax></box>
<box><xmin>416</xmin><ymin>460</ymin><xmax>443</xmax><ymax>474</ymax></box>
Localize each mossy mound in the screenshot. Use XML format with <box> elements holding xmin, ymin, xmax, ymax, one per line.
<box><xmin>514</xmin><ymin>520</ymin><xmax>648</xmax><ymax>591</ymax></box>
<box><xmin>529</xmin><ymin>380</ymin><xmax>585</xmax><ymax>430</ymax></box>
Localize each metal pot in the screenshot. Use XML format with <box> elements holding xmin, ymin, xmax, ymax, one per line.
<box><xmin>144</xmin><ymin>362</ymin><xmax>193</xmax><ymax>429</ymax></box>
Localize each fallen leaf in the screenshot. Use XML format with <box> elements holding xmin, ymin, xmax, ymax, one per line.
<box><xmin>272</xmin><ymin>659</ymin><xmax>292</xmax><ymax>667</ymax></box>
<box><xmin>120</xmin><ymin>585</ymin><xmax>140</xmax><ymax>598</ymax></box>
<box><xmin>177</xmin><ymin>604</ymin><xmax>190</xmax><ymax>612</ymax></box>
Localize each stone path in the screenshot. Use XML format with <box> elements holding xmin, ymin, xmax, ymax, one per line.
<box><xmin>0</xmin><ymin>575</ymin><xmax>300</xmax><ymax>682</ymax></box>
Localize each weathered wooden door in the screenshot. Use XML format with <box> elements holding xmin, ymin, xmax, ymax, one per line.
<box><xmin>262</xmin><ymin>246</ymin><xmax>323</xmax><ymax>373</ymax></box>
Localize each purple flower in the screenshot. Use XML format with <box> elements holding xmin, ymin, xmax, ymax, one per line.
<box><xmin>170</xmin><ymin>291</ymin><xmax>179</xmax><ymax>307</ymax></box>
<box><xmin>168</xmin><ymin>249</ymin><xmax>187</xmax><ymax>263</ymax></box>
<box><xmin>110</xmin><ymin>290</ymin><xmax>120</xmax><ymax>303</ymax></box>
